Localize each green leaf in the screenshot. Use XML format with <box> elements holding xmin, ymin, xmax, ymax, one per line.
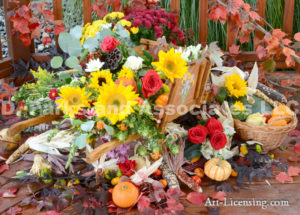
<box><xmin>50</xmin><ymin>56</ymin><xmax>63</xmax><ymax>69</ymax></box>
<box><xmin>58</xmin><ymin>32</ymin><xmax>73</xmax><ymax>53</ymax></box>
<box><xmin>262</xmin><ymin>60</ymin><xmax>276</xmax><ymax>72</ymax></box>
<box><xmin>70</xmin><ymin>25</ymin><xmax>82</xmax><ymax>39</ymax></box>
<box><xmin>68</xmin><ymin>38</ymin><xmax>83</xmax><ymax>57</ymax></box>
<box><xmin>75</xmin><ymin>134</ymin><xmax>87</xmax><ymax>149</ymax></box>
<box><xmin>216</xmin><ymin>87</ymin><xmax>228</xmax><ymax>103</ymax></box>
<box><xmin>80</xmin><ymin>120</ymin><xmax>95</xmax><ymax>132</ymax></box>
<box><xmin>279</xmin><ymin>145</ymin><xmax>288</xmax><ymax>151</ymax></box>
<box><xmin>65</xmin><ymin>56</ymin><xmax>80</xmax><ymax>69</ymax></box>
<box><xmin>98</xmin><ymin>29</ymin><xmax>115</xmax><ymax>42</ymax></box>
<box><xmin>59</xmin><ymin>72</ymin><xmax>71</xmax><ymax>80</ymax></box>
<box><xmin>184</xmin><ymin>144</ymin><xmax>201</xmax><ymax>160</ymax></box>
<box><xmin>104</xmin><ymin>124</ymin><xmax>115</xmax><ymax>135</ymax></box>
<box><xmin>83</xmin><ymin>37</ymin><xmax>99</xmax><ymax>52</ymax></box>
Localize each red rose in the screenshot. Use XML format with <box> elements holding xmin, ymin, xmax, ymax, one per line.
<box><xmin>210</xmin><ymin>131</ymin><xmax>227</xmax><ymax>150</ymax></box>
<box><xmin>118</xmin><ymin>159</ymin><xmax>136</xmax><ymax>176</ymax></box>
<box><xmin>142</xmin><ymin>70</ymin><xmax>163</xmax><ymax>99</ymax></box>
<box><xmin>188</xmin><ymin>125</ymin><xmax>208</xmax><ymax>144</ymax></box>
<box><xmin>100</xmin><ymin>36</ymin><xmax>121</xmax><ymax>52</ymax></box>
<box><xmin>205</xmin><ymin>117</ymin><xmax>223</xmax><ymax>135</ymax></box>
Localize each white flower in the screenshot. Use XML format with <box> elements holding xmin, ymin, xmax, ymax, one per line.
<box><xmin>175</xmin><ymin>44</ymin><xmax>202</xmax><ymax>62</ymax></box>
<box><xmin>124</xmin><ymin>56</ymin><xmax>144</xmax><ymax>70</ymax></box>
<box><xmin>201</xmin><ymin>140</ymin><xmax>234</xmax><ymax>160</ymax></box>
<box><xmin>222</xmin><ymin>119</ymin><xmax>235</xmax><ymax>137</ymax></box>
<box><xmin>85</xmin><ymin>59</ymin><xmax>105</xmax><ymax>72</ymax></box>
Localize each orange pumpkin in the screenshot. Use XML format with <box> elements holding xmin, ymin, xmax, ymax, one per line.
<box><xmin>115</xmin><ymin>77</ymin><xmax>137</xmax><ymax>92</ymax></box>
<box><xmin>155</xmin><ymin>94</ymin><xmax>168</xmax><ymax>108</ymax></box>
<box><xmin>112</xmin><ymin>182</ymin><xmax>139</xmax><ymax>208</ymax></box>
<box><xmin>204</xmin><ymin>158</ymin><xmax>232</xmax><ymax>181</ymax></box>
<box><xmin>271</xmin><ymin>105</ymin><xmax>293</xmax><ymax>122</ymax></box>
<box><xmin>268</xmin><ymin>117</ymin><xmax>287</xmax><ymax>127</ymax></box>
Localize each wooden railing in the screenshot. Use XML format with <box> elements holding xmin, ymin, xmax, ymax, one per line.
<box><xmin>0</xmin><ymin>0</ymin><xmax>298</xmax><ymax>83</ymax></box>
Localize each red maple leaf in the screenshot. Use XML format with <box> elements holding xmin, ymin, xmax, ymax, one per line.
<box><xmin>42</xmin><ymin>9</ymin><xmax>54</xmax><ymax>20</ymax></box>
<box><xmin>294</xmin><ymin>143</ymin><xmax>300</xmax><ymax>156</ymax></box>
<box><xmin>166</xmin><ymin>198</ymin><xmax>184</xmax><ymax>211</ymax></box>
<box><xmin>54</xmin><ymin>25</ymin><xmax>66</xmax><ymax>36</ymax></box>
<box><xmin>31</xmin><ymin>24</ymin><xmax>42</xmax><ymax>39</ymax></box>
<box><xmin>186</xmin><ymin>192</ymin><xmax>207</xmax><ymax>205</ymax></box>
<box><xmin>275</xmin><ymin>172</ymin><xmax>293</xmax><ymax>183</ymax></box>
<box><xmin>42</xmin><ymin>36</ymin><xmax>52</xmax><ymax>45</ymax></box>
<box><xmin>42</xmin><ymin>211</ymin><xmax>61</xmax><ymax>215</ymax></box>
<box><xmin>19</xmin><ymin>34</ymin><xmax>31</xmax><ymax>46</ymax></box>
<box><xmin>229</xmin><ymin>44</ymin><xmax>241</xmax><ymax>55</ymax></box>
<box><xmin>282</xmin><ymin>38</ymin><xmax>292</xmax><ymax>46</ymax></box>
<box><xmin>249</xmin><ymin>11</ymin><xmax>260</xmax><ymax>21</ymax></box>
<box><xmin>5</xmin><ymin>206</ymin><xmax>22</xmax><ymax>215</ymax></box>
<box><xmin>256</xmin><ymin>45</ymin><xmax>266</xmax><ymax>59</ymax></box>
<box><xmin>0</xmin><ymin>187</ymin><xmax>18</xmax><ymax>198</ymax></box>
<box><xmin>288</xmin><ymin>166</ymin><xmax>300</xmax><ymax>177</ymax></box>
<box><xmin>137</xmin><ymin>196</ymin><xmax>150</xmax><ymax>211</ymax></box>
<box><xmin>208</xmin><ymin>5</ymin><xmax>227</xmax><ymax>24</ymax></box>
<box><xmin>0</xmin><ymin>163</ymin><xmax>9</xmax><ymax>174</ymax></box>
<box><xmin>227</xmin><ymin>0</ymin><xmax>244</xmax><ymax>15</ymax></box>
<box><xmin>10</xmin><ymin>16</ymin><xmax>30</xmax><ymax>34</ymax></box>
<box><xmin>295</xmin><ymin>33</ymin><xmax>300</xmax><ymax>42</ymax></box>
<box><xmin>210</xmin><ymin>191</ymin><xmax>227</xmax><ymax>201</ymax></box>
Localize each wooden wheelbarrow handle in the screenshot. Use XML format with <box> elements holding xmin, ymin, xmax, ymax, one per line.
<box><xmin>86</xmin><ymin>134</ymin><xmax>141</xmax><ymax>164</ymax></box>
<box><xmin>7</xmin><ymin>114</ymin><xmax>62</xmax><ymax>137</ymax></box>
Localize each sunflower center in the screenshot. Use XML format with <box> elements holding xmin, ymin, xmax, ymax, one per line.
<box><xmin>165</xmin><ymin>60</ymin><xmax>175</xmax><ymax>71</ymax></box>
<box><xmin>98</xmin><ymin>77</ymin><xmax>106</xmax><ymax>86</ymax></box>
<box><xmin>107</xmin><ymin>94</ymin><xmax>127</xmax><ymax>113</ymax></box>
<box><xmin>69</xmin><ymin>94</ymin><xmax>81</xmax><ymax>105</ymax></box>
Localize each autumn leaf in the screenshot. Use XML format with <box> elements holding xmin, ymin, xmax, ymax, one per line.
<box><xmin>227</xmin><ymin>0</ymin><xmax>244</xmax><ymax>15</ymax></box>
<box><xmin>186</xmin><ymin>192</ymin><xmax>207</xmax><ymax>205</ymax></box>
<box><xmin>282</xmin><ymin>38</ymin><xmax>292</xmax><ymax>46</ymax></box>
<box><xmin>31</xmin><ymin>24</ymin><xmax>42</xmax><ymax>39</ymax></box>
<box><xmin>288</xmin><ymin>166</ymin><xmax>300</xmax><ymax>177</ymax></box>
<box><xmin>137</xmin><ymin>196</ymin><xmax>150</xmax><ymax>211</ymax></box>
<box><xmin>208</xmin><ymin>5</ymin><xmax>227</xmax><ymax>24</ymax></box>
<box><xmin>295</xmin><ymin>33</ymin><xmax>300</xmax><ymax>42</ymax></box>
<box><xmin>288</xmin><ymin>156</ymin><xmax>299</xmax><ymax>162</ymax></box>
<box><xmin>10</xmin><ymin>16</ymin><xmax>30</xmax><ymax>34</ymax></box>
<box><xmin>249</xmin><ymin>11</ymin><xmax>260</xmax><ymax>21</ymax></box>
<box><xmin>0</xmin><ymin>187</ymin><xmax>18</xmax><ymax>198</ymax></box>
<box><xmin>42</xmin><ymin>211</ymin><xmax>61</xmax><ymax>215</ymax></box>
<box><xmin>275</xmin><ymin>172</ymin><xmax>293</xmax><ymax>183</ymax></box>
<box><xmin>262</xmin><ymin>60</ymin><xmax>276</xmax><ymax>72</ymax></box>
<box><xmin>167</xmin><ymin>198</ymin><xmax>184</xmax><ymax>211</ymax></box>
<box><xmin>294</xmin><ymin>143</ymin><xmax>300</xmax><ymax>156</ymax></box>
<box><xmin>19</xmin><ymin>34</ymin><xmax>31</xmax><ymax>46</ymax></box>
<box><xmin>5</xmin><ymin>206</ymin><xmax>22</xmax><ymax>215</ymax></box>
<box><xmin>0</xmin><ymin>163</ymin><xmax>9</xmax><ymax>174</ymax></box>
<box><xmin>256</xmin><ymin>45</ymin><xmax>266</xmax><ymax>59</ymax></box>
<box><xmin>210</xmin><ymin>191</ymin><xmax>227</xmax><ymax>201</ymax></box>
<box><xmin>42</xmin><ymin>37</ymin><xmax>52</xmax><ymax>46</ymax></box>
<box><xmin>54</xmin><ymin>25</ymin><xmax>66</xmax><ymax>36</ymax></box>
<box><xmin>229</xmin><ymin>44</ymin><xmax>241</xmax><ymax>55</ymax></box>
<box><xmin>166</xmin><ymin>189</ymin><xmax>185</xmax><ymax>200</ymax></box>
<box><xmin>42</xmin><ymin>9</ymin><xmax>54</xmax><ymax>20</ymax></box>
<box><xmin>289</xmin><ymin>129</ymin><xmax>300</xmax><ymax>137</ymax></box>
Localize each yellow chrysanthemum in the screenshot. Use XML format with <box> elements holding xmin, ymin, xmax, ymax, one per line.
<box><xmin>103</xmin><ymin>12</ymin><xmax>124</xmax><ymax>23</ymax></box>
<box><xmin>130</xmin><ymin>27</ymin><xmax>139</xmax><ymax>34</ymax></box>
<box><xmin>56</xmin><ymin>86</ymin><xmax>91</xmax><ymax>118</ymax></box>
<box><xmin>89</xmin><ymin>70</ymin><xmax>113</xmax><ymax>91</ymax></box>
<box><xmin>117</xmin><ymin>19</ymin><xmax>131</xmax><ymax>27</ymax></box>
<box><xmin>225</xmin><ymin>73</ymin><xmax>248</xmax><ymax>98</ymax></box>
<box><xmin>233</xmin><ymin>101</ymin><xmax>245</xmax><ymax>112</ymax></box>
<box><xmin>80</xmin><ymin>20</ymin><xmax>107</xmax><ymax>44</ymax></box>
<box><xmin>152</xmin><ymin>48</ymin><xmax>188</xmax><ymax>82</ymax></box>
<box><xmin>94</xmin><ymin>82</ymin><xmax>138</xmax><ymax>125</ymax></box>
<box><xmin>118</xmin><ymin>66</ymin><xmax>135</xmax><ymax>79</ymax></box>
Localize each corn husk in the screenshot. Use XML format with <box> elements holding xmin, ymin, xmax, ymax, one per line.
<box><xmin>30</xmin><ymin>154</ymin><xmax>51</xmax><ymax>177</ymax></box>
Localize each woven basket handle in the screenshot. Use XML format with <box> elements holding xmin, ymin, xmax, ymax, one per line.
<box><xmin>268</xmin><ymin>115</ymin><xmax>293</xmax><ymax>126</ymax></box>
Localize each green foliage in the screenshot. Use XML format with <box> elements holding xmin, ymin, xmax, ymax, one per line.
<box><xmin>50</xmin><ymin>56</ymin><xmax>63</xmax><ymax>69</ymax></box>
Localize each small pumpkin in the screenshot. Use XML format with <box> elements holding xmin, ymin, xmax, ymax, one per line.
<box><xmin>271</xmin><ymin>105</ymin><xmax>293</xmax><ymax>122</ymax></box>
<box><xmin>204</xmin><ymin>158</ymin><xmax>232</xmax><ymax>181</ymax></box>
<box><xmin>268</xmin><ymin>117</ymin><xmax>287</xmax><ymax>127</ymax></box>
<box><xmin>115</xmin><ymin>77</ymin><xmax>137</xmax><ymax>92</ymax></box>
<box><xmin>112</xmin><ymin>182</ymin><xmax>139</xmax><ymax>208</ymax></box>
<box><xmin>155</xmin><ymin>94</ymin><xmax>168</xmax><ymax>108</ymax></box>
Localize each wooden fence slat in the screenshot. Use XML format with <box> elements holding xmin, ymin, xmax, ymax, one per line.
<box><xmin>283</xmin><ymin>0</ymin><xmax>295</xmax><ymax>36</ymax></box>
<box><xmin>170</xmin><ymin>0</ymin><xmax>180</xmax><ymax>13</ymax></box>
<box><xmin>0</xmin><ymin>58</ymin><xmax>13</xmax><ymax>79</ymax></box>
<box><xmin>198</xmin><ymin>0</ymin><xmax>208</xmax><ymax>44</ymax></box>
<box><xmin>53</xmin><ymin>0</ymin><xmax>63</xmax><ymax>20</ymax></box>
<box><xmin>254</xmin><ymin>0</ymin><xmax>266</xmax><ymax>48</ymax></box>
<box><xmin>226</xmin><ymin>19</ymin><xmax>235</xmax><ymax>50</ymax></box>
<box><xmin>83</xmin><ymin>0</ymin><xmax>92</xmax><ymax>24</ymax></box>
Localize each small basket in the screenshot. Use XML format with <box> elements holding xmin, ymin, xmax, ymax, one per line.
<box><xmin>234</xmin><ymin>114</ymin><xmax>298</xmax><ymax>151</ymax></box>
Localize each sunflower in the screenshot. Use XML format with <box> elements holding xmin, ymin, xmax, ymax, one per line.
<box><xmin>94</xmin><ymin>82</ymin><xmax>138</xmax><ymax>125</ymax></box>
<box><xmin>233</xmin><ymin>101</ymin><xmax>245</xmax><ymax>112</ymax></box>
<box><xmin>89</xmin><ymin>70</ymin><xmax>113</xmax><ymax>91</ymax></box>
<box><xmin>56</xmin><ymin>86</ymin><xmax>91</xmax><ymax>118</ymax></box>
<box><xmin>152</xmin><ymin>48</ymin><xmax>188</xmax><ymax>82</ymax></box>
<box><xmin>118</xmin><ymin>66</ymin><xmax>135</xmax><ymax>79</ymax></box>
<box><xmin>225</xmin><ymin>73</ymin><xmax>248</xmax><ymax>98</ymax></box>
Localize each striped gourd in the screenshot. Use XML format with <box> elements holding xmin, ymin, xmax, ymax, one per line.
<box><xmin>204</xmin><ymin>158</ymin><xmax>232</xmax><ymax>181</ymax></box>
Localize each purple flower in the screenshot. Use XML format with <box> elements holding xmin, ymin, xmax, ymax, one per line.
<box><xmin>106</xmin><ymin>144</ymin><xmax>131</xmax><ymax>163</ymax></box>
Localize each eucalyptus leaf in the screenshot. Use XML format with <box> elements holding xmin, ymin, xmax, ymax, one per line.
<box><xmin>50</xmin><ymin>56</ymin><xmax>63</xmax><ymax>69</ymax></box>
<box><xmin>70</xmin><ymin>25</ymin><xmax>82</xmax><ymax>39</ymax></box>
<box><xmin>58</xmin><ymin>32</ymin><xmax>73</xmax><ymax>53</ymax></box>
<box><xmin>80</xmin><ymin>120</ymin><xmax>95</xmax><ymax>132</ymax></box>
<box><xmin>99</xmin><ymin>29</ymin><xmax>115</xmax><ymax>42</ymax></box>
<box><xmin>67</xmin><ymin>38</ymin><xmax>83</xmax><ymax>57</ymax></box>
<box><xmin>65</xmin><ymin>56</ymin><xmax>80</xmax><ymax>69</ymax></box>
<box><xmin>83</xmin><ymin>37</ymin><xmax>99</xmax><ymax>52</ymax></box>
<box><xmin>104</xmin><ymin>124</ymin><xmax>115</xmax><ymax>135</ymax></box>
<box><xmin>75</xmin><ymin>134</ymin><xmax>87</xmax><ymax>149</ymax></box>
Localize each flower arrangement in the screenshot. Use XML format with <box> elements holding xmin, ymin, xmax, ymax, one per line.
<box><xmin>123</xmin><ymin>8</ymin><xmax>186</xmax><ymax>45</ymax></box>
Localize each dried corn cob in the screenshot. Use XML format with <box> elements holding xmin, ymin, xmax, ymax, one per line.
<box><xmin>160</xmin><ymin>161</ymin><xmax>180</xmax><ymax>190</ymax></box>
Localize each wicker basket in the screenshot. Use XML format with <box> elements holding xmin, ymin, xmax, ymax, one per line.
<box><xmin>234</xmin><ymin>114</ymin><xmax>298</xmax><ymax>151</ymax></box>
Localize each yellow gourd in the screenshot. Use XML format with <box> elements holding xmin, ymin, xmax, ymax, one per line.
<box><xmin>271</xmin><ymin>105</ymin><xmax>293</xmax><ymax>123</ymax></box>
<box><xmin>204</xmin><ymin>158</ymin><xmax>232</xmax><ymax>181</ymax></box>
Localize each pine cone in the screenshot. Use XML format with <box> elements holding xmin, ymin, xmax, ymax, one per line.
<box><xmin>104</xmin><ymin>48</ymin><xmax>122</xmax><ymax>71</ymax></box>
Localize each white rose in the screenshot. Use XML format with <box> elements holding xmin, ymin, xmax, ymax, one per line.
<box><xmin>124</xmin><ymin>56</ymin><xmax>144</xmax><ymax>70</ymax></box>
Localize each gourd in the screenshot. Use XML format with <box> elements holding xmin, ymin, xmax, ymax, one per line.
<box><xmin>112</xmin><ymin>182</ymin><xmax>139</xmax><ymax>208</ymax></box>
<box><xmin>268</xmin><ymin>117</ymin><xmax>287</xmax><ymax>127</ymax></box>
<box><xmin>155</xmin><ymin>94</ymin><xmax>169</xmax><ymax>108</ymax></box>
<box><xmin>204</xmin><ymin>158</ymin><xmax>232</xmax><ymax>181</ymax></box>
<box><xmin>271</xmin><ymin>105</ymin><xmax>293</xmax><ymax>123</ymax></box>
<box><xmin>115</xmin><ymin>77</ymin><xmax>137</xmax><ymax>92</ymax></box>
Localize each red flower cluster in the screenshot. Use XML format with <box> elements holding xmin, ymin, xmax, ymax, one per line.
<box><xmin>123</xmin><ymin>9</ymin><xmax>185</xmax><ymax>45</ymax></box>
<box><xmin>188</xmin><ymin>117</ymin><xmax>227</xmax><ymax>151</ymax></box>
<box><xmin>118</xmin><ymin>159</ymin><xmax>136</xmax><ymax>176</ymax></box>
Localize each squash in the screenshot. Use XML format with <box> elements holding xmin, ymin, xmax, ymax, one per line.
<box><xmin>115</xmin><ymin>77</ymin><xmax>137</xmax><ymax>92</ymax></box>
<box><xmin>112</xmin><ymin>182</ymin><xmax>139</xmax><ymax>208</ymax></box>
<box><xmin>155</xmin><ymin>94</ymin><xmax>168</xmax><ymax>108</ymax></box>
<box><xmin>204</xmin><ymin>158</ymin><xmax>232</xmax><ymax>181</ymax></box>
<box><xmin>271</xmin><ymin>105</ymin><xmax>293</xmax><ymax>123</ymax></box>
<box><xmin>268</xmin><ymin>117</ymin><xmax>287</xmax><ymax>127</ymax></box>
